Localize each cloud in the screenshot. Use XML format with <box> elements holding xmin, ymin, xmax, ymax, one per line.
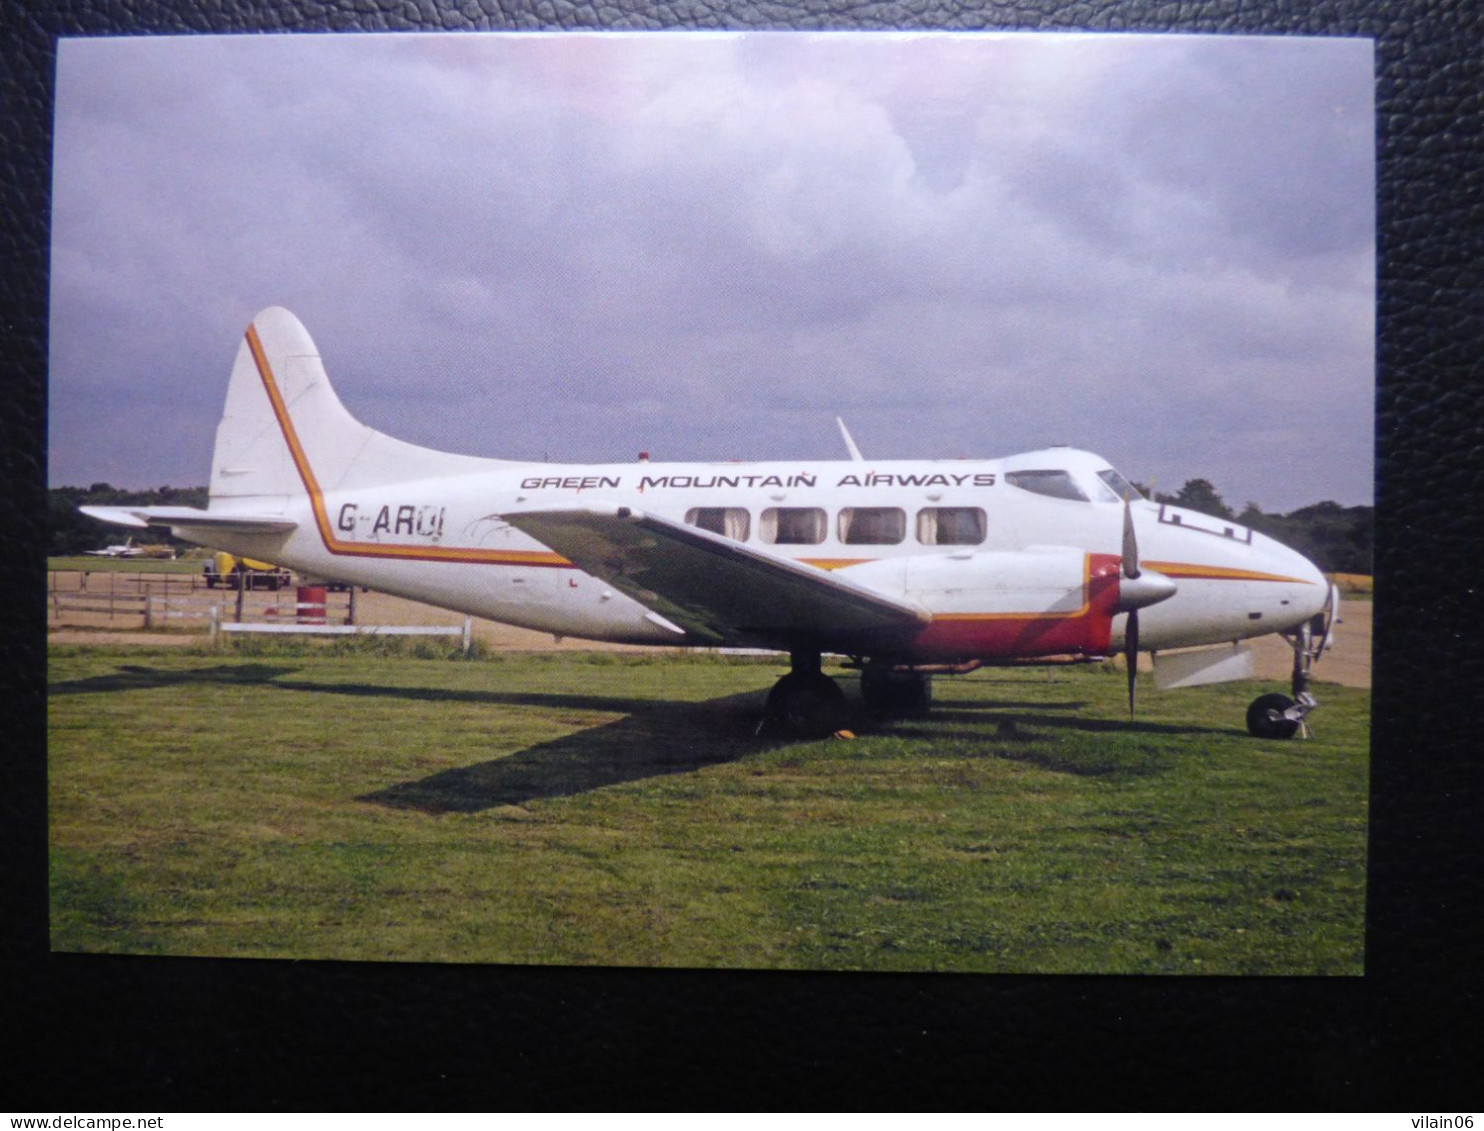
<box><xmin>49</xmin><ymin>32</ymin><xmax>1373</xmax><ymax>511</ymax></box>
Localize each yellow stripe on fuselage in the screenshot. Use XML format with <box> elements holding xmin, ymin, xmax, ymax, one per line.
<box><xmin>1143</xmin><ymin>560</ymin><xmax>1313</xmax><ymax>585</ymax></box>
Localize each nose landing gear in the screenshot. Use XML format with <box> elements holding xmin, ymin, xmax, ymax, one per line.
<box><xmin>1245</xmin><ymin>584</ymin><xmax>1339</xmax><ymax>740</ymax></box>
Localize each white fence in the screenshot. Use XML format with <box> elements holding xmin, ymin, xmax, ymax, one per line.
<box><xmin>211</xmin><ymin>606</ymin><xmax>473</xmax><ymax>653</ymax></box>
<box><xmin>50</xmin><ymin>590</ymin><xmax>350</xmax><ymax>629</ymax></box>
<box><xmin>50</xmin><ymin>572</ymin><xmax>469</xmax><ymax>653</ymax></box>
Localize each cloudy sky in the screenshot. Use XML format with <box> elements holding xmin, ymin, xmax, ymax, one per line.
<box><xmin>49</xmin><ymin>32</ymin><xmax>1374</xmax><ymax>511</ymax></box>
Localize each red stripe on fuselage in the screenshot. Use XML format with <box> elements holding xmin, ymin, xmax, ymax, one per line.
<box><xmin>905</xmin><ymin>552</ymin><xmax>1121</xmax><ymax>661</ymax></box>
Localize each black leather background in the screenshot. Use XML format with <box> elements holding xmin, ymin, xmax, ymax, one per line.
<box><xmin>5</xmin><ymin>0</ymin><xmax>1481</xmax><ymax>1110</ymax></box>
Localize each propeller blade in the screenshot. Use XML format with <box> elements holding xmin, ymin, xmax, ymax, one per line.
<box><xmin>1122</xmin><ymin>497</ymin><xmax>1141</xmax><ymax>579</ymax></box>
<box><xmin>1126</xmin><ymin>608</ymin><xmax>1140</xmax><ymax>718</ymax></box>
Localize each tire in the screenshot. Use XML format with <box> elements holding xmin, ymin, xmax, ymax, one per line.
<box><xmin>861</xmin><ymin>667</ymin><xmax>933</xmax><ymax>718</ymax></box>
<box><xmin>1247</xmin><ymin>693</ymin><xmax>1300</xmax><ymax>739</ymax></box>
<box><xmin>764</xmin><ymin>671</ymin><xmax>848</xmax><ymax>736</ymax></box>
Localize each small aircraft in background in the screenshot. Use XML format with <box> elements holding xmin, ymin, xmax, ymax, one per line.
<box><xmin>84</xmin><ymin>536</ymin><xmax>143</xmax><ymax>558</ymax></box>
<box><xmin>84</xmin><ymin>307</ymin><xmax>1339</xmax><ymax>738</ymax></box>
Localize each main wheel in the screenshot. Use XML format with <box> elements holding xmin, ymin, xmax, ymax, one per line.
<box><xmin>1247</xmin><ymin>693</ymin><xmax>1300</xmax><ymax>739</ymax></box>
<box><xmin>764</xmin><ymin>671</ymin><xmax>848</xmax><ymax>736</ymax></box>
<box><xmin>860</xmin><ymin>666</ymin><xmax>933</xmax><ymax>718</ymax></box>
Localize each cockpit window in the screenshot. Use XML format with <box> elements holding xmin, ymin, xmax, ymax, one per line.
<box><xmin>1095</xmin><ymin>468</ymin><xmax>1144</xmax><ymax>504</ymax></box>
<box><xmin>1004</xmin><ymin>469</ymin><xmax>1089</xmax><ymax>502</ymax></box>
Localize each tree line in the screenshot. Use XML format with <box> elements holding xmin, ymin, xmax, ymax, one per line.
<box><xmin>49</xmin><ymin>483</ymin><xmax>208</xmax><ymax>557</ymax></box>
<box><xmin>1133</xmin><ymin>478</ymin><xmax>1372</xmax><ymax>576</ymax></box>
<box><xmin>50</xmin><ymin>479</ymin><xmax>1374</xmax><ymax>575</ymax></box>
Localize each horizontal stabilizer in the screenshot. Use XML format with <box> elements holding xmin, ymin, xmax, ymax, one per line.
<box><xmin>80</xmin><ymin>505</ymin><xmax>298</xmax><ymax>535</ymax></box>
<box><xmin>502</xmin><ymin>504</ymin><xmax>930</xmax><ymax>652</ymax></box>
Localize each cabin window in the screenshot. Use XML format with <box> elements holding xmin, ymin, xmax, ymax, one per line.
<box><xmin>685</xmin><ymin>507</ymin><xmax>750</xmax><ymax>541</ymax></box>
<box><xmin>1004</xmin><ymin>469</ymin><xmax>1089</xmax><ymax>502</ymax></box>
<box><xmin>838</xmin><ymin>507</ymin><xmax>906</xmax><ymax>545</ymax></box>
<box><xmin>917</xmin><ymin>506</ymin><xmax>986</xmax><ymax>545</ymax></box>
<box><xmin>1095</xmin><ymin>468</ymin><xmax>1144</xmax><ymax>504</ymax></box>
<box><xmin>760</xmin><ymin>507</ymin><xmax>827</xmax><ymax>545</ymax></box>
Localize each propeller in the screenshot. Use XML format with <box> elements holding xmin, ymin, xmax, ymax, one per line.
<box><xmin>1118</xmin><ymin>497</ymin><xmax>1178</xmax><ymax>718</ymax></box>
<box><xmin>1123</xmin><ymin>499</ymin><xmax>1141</xmax><ymax>717</ymax></box>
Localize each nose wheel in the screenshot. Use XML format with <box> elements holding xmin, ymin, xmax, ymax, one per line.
<box><xmin>1246</xmin><ymin>690</ymin><xmax>1314</xmax><ymax>740</ymax></box>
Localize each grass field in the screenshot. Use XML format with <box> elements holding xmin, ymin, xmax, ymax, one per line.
<box><xmin>48</xmin><ymin>642</ymin><xmax>1368</xmax><ymax>973</ymax></box>
<box><xmin>49</xmin><ymin>556</ymin><xmax>202</xmax><ymax>575</ymax></box>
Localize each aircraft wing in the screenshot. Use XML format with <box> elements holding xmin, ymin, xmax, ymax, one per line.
<box><xmin>80</xmin><ymin>505</ymin><xmax>298</xmax><ymax>534</ymax></box>
<box><xmin>503</xmin><ymin>504</ymin><xmax>931</xmax><ymax>652</ymax></box>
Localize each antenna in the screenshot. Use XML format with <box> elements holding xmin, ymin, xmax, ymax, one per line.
<box><xmin>835</xmin><ymin>417</ymin><xmax>865</xmax><ymax>462</ymax></box>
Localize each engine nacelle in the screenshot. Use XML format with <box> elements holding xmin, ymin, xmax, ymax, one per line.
<box><xmin>842</xmin><ymin>548</ymin><xmax>1122</xmax><ymax>662</ymax></box>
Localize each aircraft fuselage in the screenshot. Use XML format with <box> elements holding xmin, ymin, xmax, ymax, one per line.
<box><xmin>197</xmin><ymin>447</ymin><xmax>1327</xmax><ymax>661</ymax></box>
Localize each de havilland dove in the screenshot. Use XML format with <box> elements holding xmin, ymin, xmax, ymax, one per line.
<box><xmin>84</xmin><ymin>307</ymin><xmax>1338</xmax><ymax>737</ymax></box>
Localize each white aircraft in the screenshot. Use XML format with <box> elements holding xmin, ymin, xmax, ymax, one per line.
<box><xmin>84</xmin><ymin>536</ymin><xmax>143</xmax><ymax>558</ymax></box>
<box><xmin>83</xmin><ymin>307</ymin><xmax>1339</xmax><ymax>738</ymax></box>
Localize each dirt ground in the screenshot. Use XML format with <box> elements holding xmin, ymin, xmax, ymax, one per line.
<box><xmin>48</xmin><ymin>572</ymin><xmax>1372</xmax><ymax>689</ymax></box>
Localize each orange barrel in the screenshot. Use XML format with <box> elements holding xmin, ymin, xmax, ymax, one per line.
<box><xmin>297</xmin><ymin>586</ymin><xmax>327</xmax><ymax>625</ymax></box>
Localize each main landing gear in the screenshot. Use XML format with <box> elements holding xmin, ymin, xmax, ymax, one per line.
<box><xmin>760</xmin><ymin>653</ymin><xmax>935</xmax><ymax>736</ymax></box>
<box><xmin>1245</xmin><ymin>588</ymin><xmax>1339</xmax><ymax>740</ymax></box>
<box><xmin>760</xmin><ymin>650</ymin><xmax>848</xmax><ymax>737</ymax></box>
<box><xmin>860</xmin><ymin>663</ymin><xmax>933</xmax><ymax>718</ymax></box>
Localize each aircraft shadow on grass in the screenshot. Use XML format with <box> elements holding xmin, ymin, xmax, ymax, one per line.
<box><xmin>50</xmin><ymin>662</ymin><xmax>776</xmax><ymax>812</ymax></box>
<box><xmin>48</xmin><ymin>662</ymin><xmax>300</xmax><ymax>696</ymax></box>
<box><xmin>357</xmin><ymin>688</ymin><xmax>780</xmax><ymax>814</ymax></box>
<box><xmin>345</xmin><ymin>684</ymin><xmax>1229</xmax><ymax>811</ymax></box>
<box><xmin>50</xmin><ymin>663</ymin><xmax>1231</xmax><ymax>807</ymax></box>
<box><xmin>922</xmin><ymin>706</ymin><xmax>1233</xmax><ymax>739</ymax></box>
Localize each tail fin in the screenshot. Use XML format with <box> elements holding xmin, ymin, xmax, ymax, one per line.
<box><xmin>210</xmin><ymin>307</ymin><xmax>506</xmax><ymax>507</ymax></box>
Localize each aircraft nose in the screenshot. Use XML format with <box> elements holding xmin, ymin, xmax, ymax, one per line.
<box><xmin>1267</xmin><ymin>537</ymin><xmax>1330</xmax><ymax>624</ymax></box>
<box><xmin>1293</xmin><ymin>545</ymin><xmax>1328</xmax><ymax>599</ymax></box>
